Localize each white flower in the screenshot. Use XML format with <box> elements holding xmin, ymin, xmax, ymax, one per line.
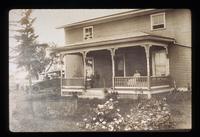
<box><xmin>98</xmin><ymin>104</ymin><xmax>104</xmax><ymax>109</ymax></box>
<box><xmin>102</xmin><ymin>121</ymin><xmax>106</xmax><ymax>124</ymax></box>
<box><xmin>127</xmin><ymin>115</ymin><xmax>130</xmax><ymax>118</ymax></box>
<box><xmin>93</xmin><ymin>117</ymin><xmax>96</xmax><ymax>121</ymax></box>
<box><xmin>162</xmin><ymin>107</ymin><xmax>167</xmax><ymax>110</ymax></box>
<box><xmin>115</xmin><ymin>120</ymin><xmax>119</xmax><ymax>124</ymax></box>
<box><xmin>149</xmin><ymin>113</ymin><xmax>153</xmax><ymax>116</ymax></box>
<box><xmin>85</xmin><ymin>124</ymin><xmax>90</xmax><ymax>129</ymax></box>
<box><xmin>109</xmin><ymin>98</ymin><xmax>113</xmax><ymax>101</ymax></box>
<box><xmin>108</xmin><ymin>125</ymin><xmax>114</xmax><ymax>131</ymax></box>
<box><xmin>109</xmin><ymin>105</ymin><xmax>113</xmax><ymax>109</ymax></box>
<box><xmin>102</xmin><ymin>125</ymin><xmax>106</xmax><ymax>129</ymax></box>
<box><xmin>98</xmin><ymin>112</ymin><xmax>104</xmax><ymax>115</ymax></box>
<box><xmin>83</xmin><ymin>118</ymin><xmax>87</xmax><ymax>121</ymax></box>
<box><xmin>117</xmin><ymin>109</ymin><xmax>120</xmax><ymax>112</ymax></box>
<box><xmin>124</xmin><ymin>126</ymin><xmax>131</xmax><ymax>131</ymax></box>
<box><xmin>99</xmin><ymin>118</ymin><xmax>104</xmax><ymax>122</ymax></box>
<box><xmin>141</xmin><ymin>120</ymin><xmax>147</xmax><ymax>124</ymax></box>
<box><xmin>95</xmin><ymin>122</ymin><xmax>99</xmax><ymax>125</ymax></box>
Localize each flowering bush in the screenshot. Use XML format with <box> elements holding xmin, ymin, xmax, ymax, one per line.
<box><xmin>77</xmin><ymin>98</ymin><xmax>124</xmax><ymax>131</ymax></box>
<box><xmin>123</xmin><ymin>98</ymin><xmax>176</xmax><ymax>131</ymax></box>
<box><xmin>77</xmin><ymin>97</ymin><xmax>176</xmax><ymax>131</ymax></box>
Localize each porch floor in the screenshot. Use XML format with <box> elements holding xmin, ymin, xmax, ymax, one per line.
<box><xmin>61</xmin><ymin>86</ymin><xmax>174</xmax><ymax>99</ymax></box>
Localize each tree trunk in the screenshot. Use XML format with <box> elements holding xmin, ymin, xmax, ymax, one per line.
<box><xmin>28</xmin><ymin>65</ymin><xmax>32</xmax><ymax>87</ymax></box>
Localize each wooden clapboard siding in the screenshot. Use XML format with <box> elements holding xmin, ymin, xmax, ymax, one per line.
<box><xmin>62</xmin><ymin>9</ymin><xmax>191</xmax><ymax>89</ymax></box>
<box><xmin>64</xmin><ymin>9</ymin><xmax>191</xmax><ymax>47</ymax></box>
<box><xmin>169</xmin><ymin>45</ymin><xmax>191</xmax><ymax>88</ymax></box>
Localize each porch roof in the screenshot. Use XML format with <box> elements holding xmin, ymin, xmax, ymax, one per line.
<box><xmin>49</xmin><ymin>32</ymin><xmax>175</xmax><ymax>54</ymax></box>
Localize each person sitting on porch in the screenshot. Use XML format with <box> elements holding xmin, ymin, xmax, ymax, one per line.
<box><xmin>133</xmin><ymin>70</ymin><xmax>141</xmax><ymax>77</ymax></box>
<box><xmin>127</xmin><ymin>70</ymin><xmax>141</xmax><ymax>86</ymax></box>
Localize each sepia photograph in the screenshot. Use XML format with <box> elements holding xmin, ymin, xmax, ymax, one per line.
<box><xmin>9</xmin><ymin>9</ymin><xmax>191</xmax><ymax>132</ymax></box>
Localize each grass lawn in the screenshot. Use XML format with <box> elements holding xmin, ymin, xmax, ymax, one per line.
<box><xmin>9</xmin><ymin>90</ymin><xmax>191</xmax><ymax>132</ymax></box>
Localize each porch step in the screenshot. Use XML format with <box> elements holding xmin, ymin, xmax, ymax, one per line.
<box><xmin>151</xmin><ymin>87</ymin><xmax>174</xmax><ymax>94</ymax></box>
<box><xmin>81</xmin><ymin>88</ymin><xmax>106</xmax><ymax>99</ymax></box>
<box><xmin>109</xmin><ymin>87</ymin><xmax>173</xmax><ymax>99</ymax></box>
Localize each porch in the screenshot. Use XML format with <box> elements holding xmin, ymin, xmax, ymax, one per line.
<box><xmin>50</xmin><ymin>32</ymin><xmax>175</xmax><ymax>99</ymax></box>
<box><xmin>60</xmin><ymin>75</ymin><xmax>172</xmax><ymax>99</ymax></box>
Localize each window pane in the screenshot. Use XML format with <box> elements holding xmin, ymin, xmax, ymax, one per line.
<box><xmin>84</xmin><ymin>27</ymin><xmax>93</xmax><ymax>40</ymax></box>
<box><xmin>153</xmin><ymin>14</ymin><xmax>164</xmax><ymax>25</ymax></box>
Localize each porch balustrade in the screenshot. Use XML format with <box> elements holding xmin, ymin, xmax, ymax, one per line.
<box><xmin>114</xmin><ymin>76</ymin><xmax>148</xmax><ymax>88</ymax></box>
<box><xmin>150</xmin><ymin>76</ymin><xmax>170</xmax><ymax>86</ymax></box>
<box><xmin>62</xmin><ymin>77</ymin><xmax>84</xmax><ymax>88</ymax></box>
<box><xmin>114</xmin><ymin>76</ymin><xmax>170</xmax><ymax>88</ymax></box>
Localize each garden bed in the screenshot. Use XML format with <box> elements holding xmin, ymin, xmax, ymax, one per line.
<box><xmin>9</xmin><ymin>90</ymin><xmax>191</xmax><ymax>131</ymax></box>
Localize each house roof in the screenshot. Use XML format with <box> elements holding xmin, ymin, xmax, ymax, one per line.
<box><xmin>57</xmin><ymin>9</ymin><xmax>169</xmax><ymax>29</ymax></box>
<box><xmin>49</xmin><ymin>32</ymin><xmax>175</xmax><ymax>54</ymax></box>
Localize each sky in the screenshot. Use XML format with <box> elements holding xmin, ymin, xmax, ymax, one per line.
<box><xmin>9</xmin><ymin>9</ymin><xmax>133</xmax><ymax>46</ymax></box>
<box><xmin>9</xmin><ymin>9</ymin><xmax>133</xmax><ymax>78</ymax></box>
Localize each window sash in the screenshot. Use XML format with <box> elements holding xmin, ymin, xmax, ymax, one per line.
<box><xmin>151</xmin><ymin>13</ymin><xmax>166</xmax><ymax>30</ymax></box>
<box><xmin>83</xmin><ymin>26</ymin><xmax>93</xmax><ymax>40</ymax></box>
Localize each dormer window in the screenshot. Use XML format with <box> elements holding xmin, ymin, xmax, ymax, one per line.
<box><xmin>150</xmin><ymin>12</ymin><xmax>166</xmax><ymax>30</ymax></box>
<box><xmin>83</xmin><ymin>26</ymin><xmax>93</xmax><ymax>40</ymax></box>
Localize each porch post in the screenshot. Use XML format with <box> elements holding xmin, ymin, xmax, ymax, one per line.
<box><xmin>109</xmin><ymin>48</ymin><xmax>116</xmax><ymax>90</ymax></box>
<box><xmin>143</xmin><ymin>44</ymin><xmax>152</xmax><ymax>98</ymax></box>
<box><xmin>60</xmin><ymin>53</ymin><xmax>64</xmax><ymax>95</ymax></box>
<box><xmin>81</xmin><ymin>51</ymin><xmax>88</xmax><ymax>89</ymax></box>
<box><xmin>123</xmin><ymin>53</ymin><xmax>126</xmax><ymax>77</ymax></box>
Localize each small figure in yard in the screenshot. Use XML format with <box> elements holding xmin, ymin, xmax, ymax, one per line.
<box><xmin>133</xmin><ymin>70</ymin><xmax>141</xmax><ymax>77</ymax></box>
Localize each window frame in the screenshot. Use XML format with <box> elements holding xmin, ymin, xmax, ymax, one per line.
<box><xmin>83</xmin><ymin>26</ymin><xmax>93</xmax><ymax>40</ymax></box>
<box><xmin>152</xmin><ymin>50</ymin><xmax>169</xmax><ymax>76</ymax></box>
<box><xmin>150</xmin><ymin>12</ymin><xmax>166</xmax><ymax>31</ymax></box>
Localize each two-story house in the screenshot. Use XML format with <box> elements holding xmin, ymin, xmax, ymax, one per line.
<box><xmin>49</xmin><ymin>9</ymin><xmax>191</xmax><ymax>99</ymax></box>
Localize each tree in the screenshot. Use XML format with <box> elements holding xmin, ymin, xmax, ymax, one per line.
<box><xmin>12</xmin><ymin>9</ymin><xmax>51</xmax><ymax>86</ymax></box>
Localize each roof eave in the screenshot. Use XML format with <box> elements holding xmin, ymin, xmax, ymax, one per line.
<box><xmin>50</xmin><ymin>35</ymin><xmax>175</xmax><ymax>54</ymax></box>
<box><xmin>56</xmin><ymin>9</ymin><xmax>169</xmax><ymax>29</ymax></box>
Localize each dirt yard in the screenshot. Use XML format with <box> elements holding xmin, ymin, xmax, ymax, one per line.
<box><xmin>9</xmin><ymin>89</ymin><xmax>191</xmax><ymax>132</ymax></box>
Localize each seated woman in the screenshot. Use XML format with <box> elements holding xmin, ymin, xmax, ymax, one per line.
<box><xmin>128</xmin><ymin>70</ymin><xmax>141</xmax><ymax>86</ymax></box>
<box><xmin>133</xmin><ymin>70</ymin><xmax>141</xmax><ymax>77</ymax></box>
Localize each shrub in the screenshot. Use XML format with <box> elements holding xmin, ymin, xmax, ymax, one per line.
<box><xmin>77</xmin><ymin>98</ymin><xmax>124</xmax><ymax>131</ymax></box>
<box><xmin>77</xmin><ymin>97</ymin><xmax>176</xmax><ymax>131</ymax></box>
<box><xmin>123</xmin><ymin>98</ymin><xmax>176</xmax><ymax>131</ymax></box>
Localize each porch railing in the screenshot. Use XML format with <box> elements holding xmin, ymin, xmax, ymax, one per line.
<box><xmin>114</xmin><ymin>76</ymin><xmax>148</xmax><ymax>88</ymax></box>
<box><xmin>61</xmin><ymin>77</ymin><xmax>84</xmax><ymax>88</ymax></box>
<box><xmin>114</xmin><ymin>76</ymin><xmax>170</xmax><ymax>88</ymax></box>
<box><xmin>150</xmin><ymin>76</ymin><xmax>170</xmax><ymax>87</ymax></box>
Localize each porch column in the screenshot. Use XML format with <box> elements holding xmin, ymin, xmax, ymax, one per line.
<box><xmin>143</xmin><ymin>44</ymin><xmax>152</xmax><ymax>96</ymax></box>
<box><xmin>60</xmin><ymin>53</ymin><xmax>64</xmax><ymax>95</ymax></box>
<box><xmin>81</xmin><ymin>51</ymin><xmax>88</xmax><ymax>89</ymax></box>
<box><xmin>109</xmin><ymin>48</ymin><xmax>116</xmax><ymax>90</ymax></box>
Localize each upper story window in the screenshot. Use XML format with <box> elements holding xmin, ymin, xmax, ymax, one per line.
<box><xmin>150</xmin><ymin>12</ymin><xmax>166</xmax><ymax>30</ymax></box>
<box><xmin>83</xmin><ymin>26</ymin><xmax>93</xmax><ymax>40</ymax></box>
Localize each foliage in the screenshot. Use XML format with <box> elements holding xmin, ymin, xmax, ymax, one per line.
<box><xmin>77</xmin><ymin>97</ymin><xmax>176</xmax><ymax>131</ymax></box>
<box><xmin>123</xmin><ymin>98</ymin><xmax>176</xmax><ymax>131</ymax></box>
<box><xmin>77</xmin><ymin>98</ymin><xmax>124</xmax><ymax>131</ymax></box>
<box><xmin>12</xmin><ymin>9</ymin><xmax>51</xmax><ymax>84</ymax></box>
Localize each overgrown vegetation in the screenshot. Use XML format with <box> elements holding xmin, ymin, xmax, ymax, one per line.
<box><xmin>77</xmin><ymin>97</ymin><xmax>176</xmax><ymax>131</ymax></box>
